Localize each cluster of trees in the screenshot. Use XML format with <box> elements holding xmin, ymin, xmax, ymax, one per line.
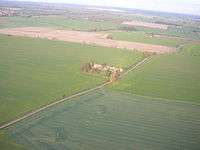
<box><xmin>81</xmin><ymin>62</ymin><xmax>110</xmax><ymax>75</ymax></box>
<box><xmin>81</xmin><ymin>62</ymin><xmax>93</xmax><ymax>73</ymax></box>
<box><xmin>106</xmin><ymin>34</ymin><xmax>114</xmax><ymax>39</ymax></box>
<box><xmin>110</xmin><ymin>70</ymin><xmax>121</xmax><ymax>82</ymax></box>
<box><xmin>81</xmin><ymin>62</ymin><xmax>121</xmax><ymax>82</ymax></box>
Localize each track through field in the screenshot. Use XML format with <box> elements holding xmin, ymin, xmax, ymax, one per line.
<box><xmin>7</xmin><ymin>90</ymin><xmax>200</xmax><ymax>150</ymax></box>
<box><xmin>0</xmin><ymin>57</ymin><xmax>151</xmax><ymax>130</ymax></box>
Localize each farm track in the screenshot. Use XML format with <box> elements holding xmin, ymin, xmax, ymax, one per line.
<box><xmin>9</xmin><ymin>88</ymin><xmax>200</xmax><ymax>150</ymax></box>
<box><xmin>0</xmin><ymin>57</ymin><xmax>151</xmax><ymax>130</ymax></box>
<box><xmin>120</xmin><ymin>57</ymin><xmax>151</xmax><ymax>78</ymax></box>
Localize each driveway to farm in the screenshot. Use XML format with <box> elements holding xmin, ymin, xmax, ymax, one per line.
<box><xmin>0</xmin><ymin>57</ymin><xmax>151</xmax><ymax>130</ymax></box>
<box><xmin>0</xmin><ymin>27</ymin><xmax>176</xmax><ymax>53</ymax></box>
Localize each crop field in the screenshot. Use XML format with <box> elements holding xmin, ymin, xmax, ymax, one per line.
<box><xmin>1</xmin><ymin>90</ymin><xmax>200</xmax><ymax>150</ymax></box>
<box><xmin>1</xmin><ymin>1</ymin><xmax>200</xmax><ymax>150</ymax></box>
<box><xmin>0</xmin><ymin>34</ymin><xmax>143</xmax><ymax>125</ymax></box>
<box><xmin>110</xmin><ymin>31</ymin><xmax>183</xmax><ymax>47</ymax></box>
<box><xmin>0</xmin><ymin>27</ymin><xmax>176</xmax><ymax>53</ymax></box>
<box><xmin>0</xmin><ymin>16</ymin><xmax>119</xmax><ymax>31</ymax></box>
<box><xmin>110</xmin><ymin>44</ymin><xmax>200</xmax><ymax>102</ymax></box>
<box><xmin>0</xmin><ymin>132</ymin><xmax>25</xmax><ymax>150</ymax></box>
<box><xmin>122</xmin><ymin>20</ymin><xmax>169</xmax><ymax>30</ymax></box>
<box><xmin>133</xmin><ymin>26</ymin><xmax>200</xmax><ymax>41</ymax></box>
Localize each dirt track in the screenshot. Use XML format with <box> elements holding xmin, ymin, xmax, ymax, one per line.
<box><xmin>0</xmin><ymin>27</ymin><xmax>176</xmax><ymax>53</ymax></box>
<box><xmin>0</xmin><ymin>57</ymin><xmax>151</xmax><ymax>130</ymax></box>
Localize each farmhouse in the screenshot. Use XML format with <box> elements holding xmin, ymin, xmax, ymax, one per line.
<box><xmin>92</xmin><ymin>63</ymin><xmax>123</xmax><ymax>72</ymax></box>
<box><xmin>82</xmin><ymin>62</ymin><xmax>123</xmax><ymax>81</ymax></box>
<box><xmin>92</xmin><ymin>62</ymin><xmax>123</xmax><ymax>73</ymax></box>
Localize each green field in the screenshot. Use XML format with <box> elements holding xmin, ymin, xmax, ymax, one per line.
<box><xmin>182</xmin><ymin>43</ymin><xmax>200</xmax><ymax>56</ymax></box>
<box><xmin>110</xmin><ymin>31</ymin><xmax>183</xmax><ymax>47</ymax></box>
<box><xmin>1</xmin><ymin>16</ymin><xmax>198</xmax><ymax>42</ymax></box>
<box><xmin>0</xmin><ymin>132</ymin><xmax>25</xmax><ymax>150</ymax></box>
<box><xmin>126</xmin><ymin>25</ymin><xmax>200</xmax><ymax>40</ymax></box>
<box><xmin>0</xmin><ymin>16</ymin><xmax>119</xmax><ymax>31</ymax></box>
<box><xmin>0</xmin><ymin>34</ymin><xmax>143</xmax><ymax>124</ymax></box>
<box><xmin>1</xmin><ymin>90</ymin><xmax>200</xmax><ymax>150</ymax></box>
<box><xmin>1</xmin><ymin>11</ymin><xmax>200</xmax><ymax>150</ymax></box>
<box><xmin>110</xmin><ymin>44</ymin><xmax>200</xmax><ymax>102</ymax></box>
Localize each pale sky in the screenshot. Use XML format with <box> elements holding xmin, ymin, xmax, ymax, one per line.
<box><xmin>11</xmin><ymin>0</ymin><xmax>200</xmax><ymax>15</ymax></box>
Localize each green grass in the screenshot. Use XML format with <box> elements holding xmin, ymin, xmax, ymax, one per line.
<box><xmin>1</xmin><ymin>90</ymin><xmax>200</xmax><ymax>150</ymax></box>
<box><xmin>110</xmin><ymin>31</ymin><xmax>183</xmax><ymax>47</ymax></box>
<box><xmin>182</xmin><ymin>43</ymin><xmax>200</xmax><ymax>56</ymax></box>
<box><xmin>1</xmin><ymin>16</ymin><xmax>198</xmax><ymax>40</ymax></box>
<box><xmin>0</xmin><ymin>34</ymin><xmax>143</xmax><ymax>124</ymax></box>
<box><xmin>133</xmin><ymin>26</ymin><xmax>200</xmax><ymax>40</ymax></box>
<box><xmin>0</xmin><ymin>16</ymin><xmax>119</xmax><ymax>31</ymax></box>
<box><xmin>0</xmin><ymin>132</ymin><xmax>25</xmax><ymax>150</ymax></box>
<box><xmin>110</xmin><ymin>44</ymin><xmax>200</xmax><ymax>102</ymax></box>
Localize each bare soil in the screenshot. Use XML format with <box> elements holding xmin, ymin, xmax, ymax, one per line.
<box><xmin>0</xmin><ymin>27</ymin><xmax>176</xmax><ymax>53</ymax></box>
<box><xmin>122</xmin><ymin>20</ymin><xmax>169</xmax><ymax>30</ymax></box>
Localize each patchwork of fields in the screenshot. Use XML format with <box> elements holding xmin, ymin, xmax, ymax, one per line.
<box><xmin>1</xmin><ymin>90</ymin><xmax>200</xmax><ymax>150</ymax></box>
<box><xmin>122</xmin><ymin>20</ymin><xmax>169</xmax><ymax>30</ymax></box>
<box><xmin>0</xmin><ymin>8</ymin><xmax>200</xmax><ymax>150</ymax></box>
<box><xmin>0</xmin><ymin>34</ymin><xmax>143</xmax><ymax>125</ymax></box>
<box><xmin>110</xmin><ymin>31</ymin><xmax>183</xmax><ymax>47</ymax></box>
<box><xmin>0</xmin><ymin>16</ymin><xmax>119</xmax><ymax>31</ymax></box>
<box><xmin>0</xmin><ymin>27</ymin><xmax>176</xmax><ymax>53</ymax></box>
<box><xmin>1</xmin><ymin>16</ymin><xmax>199</xmax><ymax>40</ymax></box>
<box><xmin>110</xmin><ymin>44</ymin><xmax>200</xmax><ymax>102</ymax></box>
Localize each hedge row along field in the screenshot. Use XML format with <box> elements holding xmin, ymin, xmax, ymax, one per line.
<box><xmin>0</xmin><ymin>34</ymin><xmax>143</xmax><ymax>125</ymax></box>
<box><xmin>110</xmin><ymin>43</ymin><xmax>200</xmax><ymax>103</ymax></box>
<box><xmin>1</xmin><ymin>90</ymin><xmax>200</xmax><ymax>150</ymax></box>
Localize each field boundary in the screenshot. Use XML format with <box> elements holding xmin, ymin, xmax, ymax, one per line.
<box><xmin>118</xmin><ymin>91</ymin><xmax>200</xmax><ymax>106</ymax></box>
<box><xmin>0</xmin><ymin>57</ymin><xmax>151</xmax><ymax>130</ymax></box>
<box><xmin>120</xmin><ymin>57</ymin><xmax>151</xmax><ymax>78</ymax></box>
<box><xmin>0</xmin><ymin>27</ymin><xmax>176</xmax><ymax>53</ymax></box>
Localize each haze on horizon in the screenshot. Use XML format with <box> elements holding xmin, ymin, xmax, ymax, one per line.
<box><xmin>8</xmin><ymin>0</ymin><xmax>200</xmax><ymax>16</ymax></box>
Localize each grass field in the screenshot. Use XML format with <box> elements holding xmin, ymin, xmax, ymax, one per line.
<box><xmin>110</xmin><ymin>43</ymin><xmax>200</xmax><ymax>102</ymax></box>
<box><xmin>1</xmin><ymin>16</ymin><xmax>198</xmax><ymax>41</ymax></box>
<box><xmin>0</xmin><ymin>34</ymin><xmax>143</xmax><ymax>125</ymax></box>
<box><xmin>1</xmin><ymin>90</ymin><xmax>200</xmax><ymax>150</ymax></box>
<box><xmin>0</xmin><ymin>132</ymin><xmax>25</xmax><ymax>150</ymax></box>
<box><xmin>1</xmin><ymin>13</ymin><xmax>200</xmax><ymax>150</ymax></box>
<box><xmin>0</xmin><ymin>16</ymin><xmax>119</xmax><ymax>31</ymax></box>
<box><xmin>110</xmin><ymin>31</ymin><xmax>183</xmax><ymax>47</ymax></box>
<box><xmin>182</xmin><ymin>43</ymin><xmax>200</xmax><ymax>56</ymax></box>
<box><xmin>133</xmin><ymin>26</ymin><xmax>200</xmax><ymax>40</ymax></box>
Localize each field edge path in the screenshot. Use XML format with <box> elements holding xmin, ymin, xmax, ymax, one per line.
<box><xmin>0</xmin><ymin>57</ymin><xmax>151</xmax><ymax>130</ymax></box>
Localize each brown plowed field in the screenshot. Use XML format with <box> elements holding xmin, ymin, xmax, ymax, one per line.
<box><xmin>0</xmin><ymin>27</ymin><xmax>176</xmax><ymax>53</ymax></box>
<box><xmin>122</xmin><ymin>20</ymin><xmax>169</xmax><ymax>30</ymax></box>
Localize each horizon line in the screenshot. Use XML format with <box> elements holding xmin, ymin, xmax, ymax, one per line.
<box><xmin>3</xmin><ymin>0</ymin><xmax>200</xmax><ymax>17</ymax></box>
